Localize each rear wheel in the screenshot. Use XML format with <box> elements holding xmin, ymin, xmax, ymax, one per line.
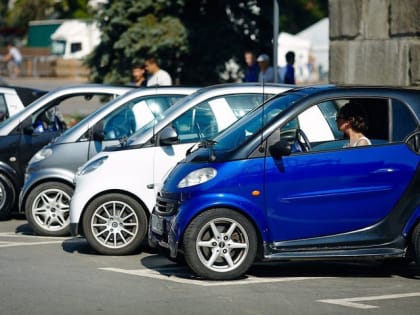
<box><xmin>25</xmin><ymin>182</ymin><xmax>73</xmax><ymax>236</ymax></box>
<box><xmin>82</xmin><ymin>193</ymin><xmax>148</xmax><ymax>255</ymax></box>
<box><xmin>412</xmin><ymin>223</ymin><xmax>420</xmax><ymax>271</ymax></box>
<box><xmin>0</xmin><ymin>174</ymin><xmax>15</xmax><ymax>220</ymax></box>
<box><xmin>183</xmin><ymin>208</ymin><xmax>257</xmax><ymax>280</ymax></box>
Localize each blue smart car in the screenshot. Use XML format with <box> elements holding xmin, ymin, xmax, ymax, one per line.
<box><xmin>149</xmin><ymin>85</ymin><xmax>420</xmax><ymax>280</ymax></box>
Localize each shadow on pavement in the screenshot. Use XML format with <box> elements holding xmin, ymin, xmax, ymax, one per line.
<box><xmin>139</xmin><ymin>254</ymin><xmax>420</xmax><ymax>281</ymax></box>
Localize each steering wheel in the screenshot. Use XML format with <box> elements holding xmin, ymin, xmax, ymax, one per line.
<box><xmin>295</xmin><ymin>128</ymin><xmax>311</xmax><ymax>152</ymax></box>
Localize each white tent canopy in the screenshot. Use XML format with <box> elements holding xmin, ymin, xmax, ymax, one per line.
<box><xmin>277</xmin><ymin>18</ymin><xmax>329</xmax><ymax>83</ymax></box>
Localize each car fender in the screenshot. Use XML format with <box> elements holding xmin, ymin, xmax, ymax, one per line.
<box><xmin>19</xmin><ymin>168</ymin><xmax>76</xmax><ymax>211</ymax></box>
<box><xmin>403</xmin><ymin>205</ymin><xmax>420</xmax><ymax>238</ymax></box>
<box><xmin>0</xmin><ymin>160</ymin><xmax>19</xmax><ymax>188</ymax></box>
<box><xmin>174</xmin><ymin>192</ymin><xmax>268</xmax><ymax>243</ymax></box>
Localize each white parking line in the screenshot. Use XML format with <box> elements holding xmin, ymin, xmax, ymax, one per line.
<box><xmin>318</xmin><ymin>292</ymin><xmax>420</xmax><ymax>309</ymax></box>
<box><xmin>0</xmin><ymin>232</ymin><xmax>70</xmax><ymax>240</ymax></box>
<box><xmin>0</xmin><ymin>232</ymin><xmax>79</xmax><ymax>247</ymax></box>
<box><xmin>100</xmin><ymin>267</ymin><xmax>333</xmax><ymax>286</ymax></box>
<box><xmin>0</xmin><ymin>240</ymin><xmax>65</xmax><ymax>247</ymax></box>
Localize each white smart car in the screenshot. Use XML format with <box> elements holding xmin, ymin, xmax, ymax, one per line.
<box><xmin>70</xmin><ymin>83</ymin><xmax>292</xmax><ymax>255</ymax></box>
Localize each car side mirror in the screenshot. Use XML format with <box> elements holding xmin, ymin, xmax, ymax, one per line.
<box><xmin>159</xmin><ymin>126</ymin><xmax>178</xmax><ymax>145</ymax></box>
<box><xmin>92</xmin><ymin>129</ymin><xmax>105</xmax><ymax>141</ymax></box>
<box><xmin>269</xmin><ymin>140</ymin><xmax>291</xmax><ymax>159</ymax></box>
<box><xmin>23</xmin><ymin>125</ymin><xmax>34</xmax><ymax>135</ymax></box>
<box><xmin>21</xmin><ymin>118</ymin><xmax>34</xmax><ymax>135</ymax></box>
<box><xmin>91</xmin><ymin>122</ymin><xmax>105</xmax><ymax>141</ymax></box>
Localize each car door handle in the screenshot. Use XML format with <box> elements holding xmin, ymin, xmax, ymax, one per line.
<box><xmin>371</xmin><ymin>168</ymin><xmax>398</xmax><ymax>174</ymax></box>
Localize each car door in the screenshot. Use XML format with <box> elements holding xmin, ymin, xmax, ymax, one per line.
<box><xmin>264</xmin><ymin>97</ymin><xmax>420</xmax><ymax>242</ymax></box>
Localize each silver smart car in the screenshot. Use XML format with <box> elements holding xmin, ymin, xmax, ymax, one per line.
<box><xmin>20</xmin><ymin>86</ymin><xmax>198</xmax><ymax>236</ymax></box>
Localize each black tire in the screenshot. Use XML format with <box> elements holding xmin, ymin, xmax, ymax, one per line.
<box><xmin>82</xmin><ymin>193</ymin><xmax>148</xmax><ymax>255</ymax></box>
<box><xmin>25</xmin><ymin>182</ymin><xmax>73</xmax><ymax>236</ymax></box>
<box><xmin>0</xmin><ymin>174</ymin><xmax>16</xmax><ymax>220</ymax></box>
<box><xmin>183</xmin><ymin>208</ymin><xmax>257</xmax><ymax>280</ymax></box>
<box><xmin>412</xmin><ymin>223</ymin><xmax>420</xmax><ymax>271</ymax></box>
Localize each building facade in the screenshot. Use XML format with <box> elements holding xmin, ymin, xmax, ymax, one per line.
<box><xmin>329</xmin><ymin>0</ymin><xmax>420</xmax><ymax>86</ymax></box>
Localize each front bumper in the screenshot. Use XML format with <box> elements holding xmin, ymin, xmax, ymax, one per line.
<box><xmin>148</xmin><ymin>211</ymin><xmax>179</xmax><ymax>258</ymax></box>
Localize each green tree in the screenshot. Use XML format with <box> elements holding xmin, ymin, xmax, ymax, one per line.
<box><xmin>87</xmin><ymin>0</ymin><xmax>328</xmax><ymax>85</ymax></box>
<box><xmin>6</xmin><ymin>0</ymin><xmax>91</xmax><ymax>29</ymax></box>
<box><xmin>87</xmin><ymin>0</ymin><xmax>188</xmax><ymax>84</ymax></box>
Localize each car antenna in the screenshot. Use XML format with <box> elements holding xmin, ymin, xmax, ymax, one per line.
<box><xmin>259</xmin><ymin>78</ymin><xmax>266</xmax><ymax>152</ymax></box>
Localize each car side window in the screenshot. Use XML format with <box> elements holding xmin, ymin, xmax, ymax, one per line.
<box><xmin>32</xmin><ymin>93</ymin><xmax>116</xmax><ymax>134</ymax></box>
<box><xmin>172</xmin><ymin>93</ymin><xmax>270</xmax><ymax>144</ymax></box>
<box><xmin>0</xmin><ymin>94</ymin><xmax>7</xmax><ymax>121</ymax></box>
<box><xmin>100</xmin><ymin>95</ymin><xmax>183</xmax><ymax>141</ymax></box>
<box><xmin>278</xmin><ymin>97</ymin><xmax>398</xmax><ymax>153</ymax></box>
<box><xmin>173</xmin><ymin>103</ymin><xmax>216</xmax><ymax>143</ymax></box>
<box><xmin>391</xmin><ymin>99</ymin><xmax>418</xmax><ymax>141</ymax></box>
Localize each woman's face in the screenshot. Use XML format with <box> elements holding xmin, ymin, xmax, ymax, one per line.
<box><xmin>336</xmin><ymin>114</ymin><xmax>350</xmax><ymax>132</ymax></box>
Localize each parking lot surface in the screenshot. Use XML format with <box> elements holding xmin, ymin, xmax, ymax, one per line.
<box><xmin>1</xmin><ymin>217</ymin><xmax>419</xmax><ymax>315</ymax></box>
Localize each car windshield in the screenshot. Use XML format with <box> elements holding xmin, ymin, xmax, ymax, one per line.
<box><xmin>212</xmin><ymin>92</ymin><xmax>305</xmax><ymax>151</ymax></box>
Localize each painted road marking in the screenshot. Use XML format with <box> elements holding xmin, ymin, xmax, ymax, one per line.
<box><xmin>0</xmin><ymin>232</ymin><xmax>69</xmax><ymax>239</ymax></box>
<box><xmin>318</xmin><ymin>292</ymin><xmax>420</xmax><ymax>309</ymax></box>
<box><xmin>100</xmin><ymin>267</ymin><xmax>333</xmax><ymax>286</ymax></box>
<box><xmin>0</xmin><ymin>240</ymin><xmax>65</xmax><ymax>247</ymax></box>
<box><xmin>0</xmin><ymin>232</ymin><xmax>81</xmax><ymax>247</ymax></box>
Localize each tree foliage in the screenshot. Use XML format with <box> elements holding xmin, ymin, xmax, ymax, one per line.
<box><xmin>5</xmin><ymin>0</ymin><xmax>91</xmax><ymax>29</ymax></box>
<box><xmin>87</xmin><ymin>0</ymin><xmax>327</xmax><ymax>85</ymax></box>
<box><xmin>87</xmin><ymin>0</ymin><xmax>188</xmax><ymax>84</ymax></box>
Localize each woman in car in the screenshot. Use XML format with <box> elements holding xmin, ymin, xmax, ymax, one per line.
<box><xmin>336</xmin><ymin>101</ymin><xmax>372</xmax><ymax>147</ymax></box>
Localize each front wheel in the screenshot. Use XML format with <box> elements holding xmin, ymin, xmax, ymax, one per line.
<box><xmin>0</xmin><ymin>174</ymin><xmax>16</xmax><ymax>220</ymax></box>
<box><xmin>82</xmin><ymin>193</ymin><xmax>148</xmax><ymax>255</ymax></box>
<box><xmin>25</xmin><ymin>182</ymin><xmax>73</xmax><ymax>236</ymax></box>
<box><xmin>183</xmin><ymin>208</ymin><xmax>257</xmax><ymax>280</ymax></box>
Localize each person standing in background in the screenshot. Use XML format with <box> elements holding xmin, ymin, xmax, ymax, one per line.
<box><xmin>243</xmin><ymin>51</ymin><xmax>259</xmax><ymax>82</ymax></box>
<box><xmin>131</xmin><ymin>64</ymin><xmax>147</xmax><ymax>87</ymax></box>
<box><xmin>3</xmin><ymin>42</ymin><xmax>22</xmax><ymax>79</ymax></box>
<box><xmin>257</xmin><ymin>54</ymin><xmax>276</xmax><ymax>83</ymax></box>
<box><xmin>283</xmin><ymin>51</ymin><xmax>296</xmax><ymax>84</ymax></box>
<box><xmin>144</xmin><ymin>58</ymin><xmax>172</xmax><ymax>86</ymax></box>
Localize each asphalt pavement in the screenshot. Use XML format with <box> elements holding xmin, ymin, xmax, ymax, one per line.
<box><xmin>1</xmin><ymin>218</ymin><xmax>420</xmax><ymax>315</ymax></box>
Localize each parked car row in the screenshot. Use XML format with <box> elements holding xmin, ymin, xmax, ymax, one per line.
<box><xmin>1</xmin><ymin>82</ymin><xmax>419</xmax><ymax>281</ymax></box>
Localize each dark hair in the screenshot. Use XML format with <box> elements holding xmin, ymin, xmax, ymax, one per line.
<box><xmin>285</xmin><ymin>51</ymin><xmax>295</xmax><ymax>63</ymax></box>
<box><xmin>338</xmin><ymin>102</ymin><xmax>369</xmax><ymax>133</ymax></box>
<box><xmin>132</xmin><ymin>63</ymin><xmax>145</xmax><ymax>69</ymax></box>
<box><xmin>145</xmin><ymin>57</ymin><xmax>158</xmax><ymax>66</ymax></box>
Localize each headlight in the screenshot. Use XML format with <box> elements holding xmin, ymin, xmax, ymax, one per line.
<box><xmin>177</xmin><ymin>167</ymin><xmax>217</xmax><ymax>188</ymax></box>
<box><xmin>29</xmin><ymin>148</ymin><xmax>53</xmax><ymax>164</ymax></box>
<box><xmin>78</xmin><ymin>156</ymin><xmax>108</xmax><ymax>176</ymax></box>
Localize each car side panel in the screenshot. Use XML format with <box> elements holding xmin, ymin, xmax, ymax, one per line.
<box><xmin>264</xmin><ymin>143</ymin><xmax>419</xmax><ymax>242</ymax></box>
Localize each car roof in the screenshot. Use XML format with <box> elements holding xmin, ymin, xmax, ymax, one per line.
<box><xmin>284</xmin><ymin>84</ymin><xmax>420</xmax><ymax>116</ymax></box>
<box><xmin>56</xmin><ymin>86</ymin><xmax>199</xmax><ymax>143</ymax></box>
<box><xmin>0</xmin><ymin>84</ymin><xmax>133</xmax><ymax>135</ymax></box>
<box><xmin>0</xmin><ymin>85</ymin><xmax>48</xmax><ymax>106</ymax></box>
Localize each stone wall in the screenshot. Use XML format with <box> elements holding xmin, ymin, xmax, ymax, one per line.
<box><xmin>329</xmin><ymin>0</ymin><xmax>420</xmax><ymax>86</ymax></box>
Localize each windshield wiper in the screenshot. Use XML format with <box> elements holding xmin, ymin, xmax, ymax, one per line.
<box><xmin>186</xmin><ymin>139</ymin><xmax>217</xmax><ymax>157</ymax></box>
<box><xmin>198</xmin><ymin>139</ymin><xmax>217</xmax><ymax>148</ymax></box>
